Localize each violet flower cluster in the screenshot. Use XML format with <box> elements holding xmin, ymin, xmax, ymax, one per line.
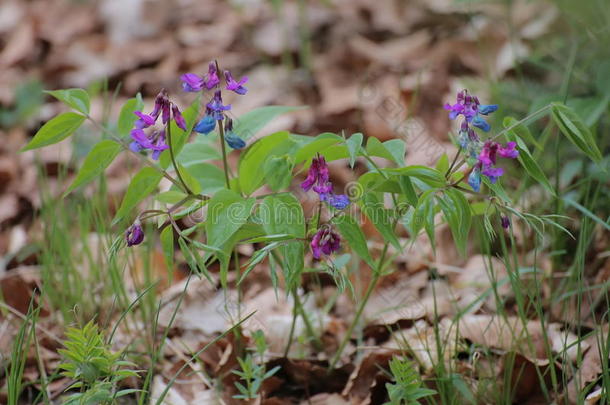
<box><xmin>311</xmin><ymin>225</ymin><xmax>341</xmax><ymax>260</ymax></box>
<box><xmin>444</xmin><ymin>89</ymin><xmax>518</xmax><ymax>192</ymax></box>
<box><xmin>180</xmin><ymin>62</ymin><xmax>249</xmax><ymax>149</ymax></box>
<box><xmin>129</xmin><ymin>89</ymin><xmax>186</xmax><ymax>160</ymax></box>
<box><xmin>301</xmin><ymin>155</ymin><xmax>349</xmax><ymax>259</ymax></box>
<box><xmin>301</xmin><ymin>155</ymin><xmax>350</xmax><ymax>210</ymax></box>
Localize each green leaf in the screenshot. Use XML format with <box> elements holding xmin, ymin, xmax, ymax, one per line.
<box><xmin>177</xmin><ymin>163</ymin><xmax>202</xmax><ymax>194</ymax></box>
<box><xmin>383</xmin><ymin>139</ymin><xmax>406</xmax><ymax>165</ymax></box>
<box><xmin>206</xmin><ymin>190</ymin><xmax>255</xmax><ymax>249</ymax></box>
<box><xmin>504</xmin><ymin>132</ymin><xmax>555</xmax><ymax>195</ymax></box>
<box><xmin>551</xmin><ymin>102</ymin><xmax>602</xmax><ymax>163</ymax></box>
<box><xmin>346</xmin><ymin>133</ymin><xmax>363</xmax><ymax>168</ymax></box>
<box><xmin>177</xmin><ymin>142</ymin><xmax>222</xmax><ymax>166</ymax></box>
<box><xmin>398</xmin><ymin>175</ymin><xmax>418</xmax><ymax>206</ymax></box>
<box><xmin>502</xmin><ymin>116</ymin><xmax>540</xmax><ymax>149</ymax></box>
<box><xmin>293</xmin><ymin>133</ymin><xmax>343</xmax><ymax>164</ymax></box>
<box><xmin>385</xmin><ymin>165</ymin><xmax>446</xmax><ymax>187</ymax></box>
<box><xmin>360</xmin><ymin>193</ymin><xmax>400</xmax><ymax>250</ymax></box>
<box><xmin>233</xmin><ymin>105</ymin><xmax>305</xmax><ymax>140</ymax></box>
<box><xmin>178</xmin><ymin>236</ymin><xmax>213</xmax><ymax>282</ymax></box>
<box><xmin>334</xmin><ymin>215</ymin><xmax>373</xmax><ymax>267</ymax></box>
<box><xmin>259</xmin><ymin>194</ymin><xmax>305</xmax><ymax>290</ymax></box>
<box><xmin>365</xmin><ymin>137</ymin><xmax>394</xmax><ymax>162</ymax></box>
<box><xmin>238</xmin><ymin>131</ymin><xmax>294</xmax><ymax>195</ymax></box>
<box><xmin>21</xmin><ymin>112</ymin><xmax>86</xmax><ymax>151</ymax></box>
<box><xmin>264</xmin><ymin>155</ymin><xmax>294</xmax><ymax>191</ymax></box>
<box><xmin>437</xmin><ymin>189</ymin><xmax>471</xmax><ymax>256</ymax></box>
<box><xmin>182</xmin><ymin>163</ymin><xmax>226</xmax><ymax>194</ymax></box>
<box><xmin>156</xmin><ymin>190</ymin><xmax>188</xmax><ymax>204</ymax></box>
<box><xmin>45</xmin><ymin>88</ymin><xmax>90</xmax><ymax>115</ymax></box>
<box><xmin>113</xmin><ymin>167</ymin><xmax>163</xmax><ymax>223</ymax></box>
<box><xmin>65</xmin><ymin>140</ymin><xmax>122</xmax><ymax>195</ymax></box>
<box><xmin>160</xmin><ymin>226</ymin><xmax>174</xmax><ymax>280</ymax></box>
<box><xmin>117</xmin><ymin>94</ymin><xmax>144</xmax><ymax>137</ymax></box>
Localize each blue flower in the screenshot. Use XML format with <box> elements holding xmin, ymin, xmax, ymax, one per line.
<box><xmin>323</xmin><ymin>194</ymin><xmax>350</xmax><ymax>210</ymax></box>
<box><xmin>194</xmin><ymin>114</ymin><xmax>216</xmax><ymax>134</ymax></box>
<box><xmin>225</xmin><ymin>132</ymin><xmax>246</xmax><ymax>149</ymax></box>
<box><xmin>207</xmin><ymin>90</ymin><xmax>231</xmax><ymax>120</ymax></box>
<box><xmin>479</xmin><ymin>104</ymin><xmax>498</xmax><ymax>115</ymax></box>
<box><xmin>472</xmin><ymin>115</ymin><xmax>491</xmax><ymax>132</ymax></box>
<box><xmin>468</xmin><ymin>166</ymin><xmax>482</xmax><ymax>192</ymax></box>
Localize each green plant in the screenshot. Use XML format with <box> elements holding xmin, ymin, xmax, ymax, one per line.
<box><xmin>58</xmin><ymin>321</ymin><xmax>139</xmax><ymax>404</ymax></box>
<box><xmin>232</xmin><ymin>330</ymin><xmax>280</xmax><ymax>400</ymax></box>
<box><xmin>385</xmin><ymin>357</ymin><xmax>436</xmax><ymax>405</ymax></box>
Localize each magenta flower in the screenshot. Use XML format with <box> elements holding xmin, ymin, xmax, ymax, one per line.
<box><xmin>134</xmin><ymin>111</ymin><xmax>156</xmax><ymax>129</ymax></box>
<box><xmin>469</xmin><ymin>140</ymin><xmax>519</xmax><ymax>190</ymax></box>
<box><xmin>204</xmin><ymin>62</ymin><xmax>220</xmax><ymax>90</ymax></box>
<box><xmin>311</xmin><ymin>226</ymin><xmax>341</xmax><ymax>259</ymax></box>
<box><xmin>125</xmin><ymin>222</ymin><xmax>144</xmax><ymax>246</ymax></box>
<box><xmin>171</xmin><ymin>104</ymin><xmax>186</xmax><ymax>130</ymax></box>
<box><xmin>301</xmin><ymin>155</ymin><xmax>330</xmax><ymax>193</ymax></box>
<box><xmin>181</xmin><ymin>73</ymin><xmax>204</xmax><ymax>92</ymax></box>
<box><xmin>224</xmin><ymin>70</ymin><xmax>248</xmax><ymax>95</ymax></box>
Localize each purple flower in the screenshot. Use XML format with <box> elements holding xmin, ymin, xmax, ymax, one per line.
<box><xmin>125</xmin><ymin>222</ymin><xmax>144</xmax><ymax>246</ymax></box>
<box><xmin>311</xmin><ymin>226</ymin><xmax>341</xmax><ymax>259</ymax></box>
<box><xmin>481</xmin><ymin>166</ymin><xmax>504</xmax><ymax>183</ymax></box>
<box><xmin>181</xmin><ymin>73</ymin><xmax>204</xmax><ymax>92</ymax></box>
<box><xmin>172</xmin><ymin>104</ymin><xmax>186</xmax><ymax>130</ymax></box>
<box><xmin>204</xmin><ymin>62</ymin><xmax>220</xmax><ymax>90</ymax></box>
<box><xmin>207</xmin><ymin>90</ymin><xmax>231</xmax><ymax>120</ymax></box>
<box><xmin>468</xmin><ymin>140</ymin><xmax>519</xmax><ymax>190</ymax></box>
<box><xmin>194</xmin><ymin>113</ymin><xmax>216</xmax><ymax>134</ymax></box>
<box><xmin>301</xmin><ymin>155</ymin><xmax>330</xmax><ymax>193</ymax></box>
<box><xmin>445</xmin><ymin>89</ymin><xmax>497</xmax><ymax>132</ymax></box>
<box><xmin>321</xmin><ymin>193</ymin><xmax>350</xmax><ymax>210</ymax></box>
<box><xmin>130</xmin><ymin>128</ymin><xmax>168</xmax><ymax>160</ymax></box>
<box><xmin>224</xmin><ymin>70</ymin><xmax>248</xmax><ymax>95</ymax></box>
<box><xmin>501</xmin><ymin>215</ymin><xmax>511</xmax><ymax>229</ymax></box>
<box><xmin>134</xmin><ymin>111</ymin><xmax>156</xmax><ymax>129</ymax></box>
<box><xmin>151</xmin><ymin>90</ymin><xmax>168</xmax><ymax>119</ymax></box>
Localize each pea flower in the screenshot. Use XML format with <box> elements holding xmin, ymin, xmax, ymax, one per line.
<box><xmin>501</xmin><ymin>215</ymin><xmax>511</xmax><ymax>229</ymax></box>
<box><xmin>171</xmin><ymin>104</ymin><xmax>186</xmax><ymax>130</ymax></box>
<box><xmin>181</xmin><ymin>73</ymin><xmax>204</xmax><ymax>92</ymax></box>
<box><xmin>181</xmin><ymin>62</ymin><xmax>221</xmax><ymax>93</ymax></box>
<box><xmin>444</xmin><ymin>89</ymin><xmax>498</xmax><ymax>132</ymax></box>
<box><xmin>130</xmin><ymin>89</ymin><xmax>186</xmax><ymax>160</ymax></box>
<box><xmin>125</xmin><ymin>222</ymin><xmax>144</xmax><ymax>246</ymax></box>
<box><xmin>224</xmin><ymin>70</ymin><xmax>248</xmax><ymax>95</ymax></box>
<box><xmin>207</xmin><ymin>90</ymin><xmax>231</xmax><ymax>120</ymax></box>
<box><xmin>301</xmin><ymin>155</ymin><xmax>331</xmax><ymax>194</ymax></box>
<box><xmin>194</xmin><ymin>111</ymin><xmax>216</xmax><ymax>134</ymax></box>
<box><xmin>468</xmin><ymin>141</ymin><xmax>519</xmax><ymax>191</ymax></box>
<box><xmin>311</xmin><ymin>226</ymin><xmax>341</xmax><ymax>259</ymax></box>
<box><xmin>130</xmin><ymin>129</ymin><xmax>168</xmax><ymax>160</ymax></box>
<box><xmin>321</xmin><ymin>193</ymin><xmax>350</xmax><ymax>210</ymax></box>
<box><xmin>223</xmin><ymin>118</ymin><xmax>246</xmax><ymax>149</ymax></box>
<box><xmin>204</xmin><ymin>62</ymin><xmax>221</xmax><ymax>90</ymax></box>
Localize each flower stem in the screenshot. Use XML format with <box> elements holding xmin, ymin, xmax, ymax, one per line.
<box><xmin>218</xmin><ymin>122</ymin><xmax>232</xmax><ymax>189</ymax></box>
<box><xmin>328</xmin><ymin>242</ymin><xmax>389</xmax><ymax>369</ymax></box>
<box><xmin>166</xmin><ymin>122</ymin><xmax>194</xmax><ymax>196</ymax></box>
